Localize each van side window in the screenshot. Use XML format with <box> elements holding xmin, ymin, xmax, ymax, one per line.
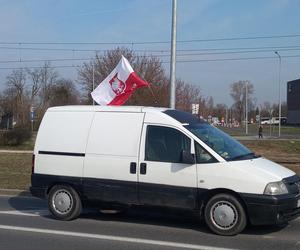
<box><xmin>145</xmin><ymin>126</ymin><xmax>191</xmax><ymax>163</ymax></box>
<box><xmin>195</xmin><ymin>142</ymin><xmax>217</xmax><ymax>163</ymax></box>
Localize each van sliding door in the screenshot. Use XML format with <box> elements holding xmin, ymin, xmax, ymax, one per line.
<box><xmin>83</xmin><ymin>112</ymin><xmax>145</xmax><ymax>205</ymax></box>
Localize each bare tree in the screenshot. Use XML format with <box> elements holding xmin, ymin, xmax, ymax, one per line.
<box><xmin>175</xmin><ymin>79</ymin><xmax>203</xmax><ymax>112</ymax></box>
<box><xmin>27</xmin><ymin>68</ymin><xmax>43</xmax><ymax>107</ymax></box>
<box><xmin>48</xmin><ymin>78</ymin><xmax>80</xmax><ymax>107</ymax></box>
<box><xmin>78</xmin><ymin>47</ymin><xmax>168</xmax><ymax>106</ymax></box>
<box><xmin>230</xmin><ymin>80</ymin><xmax>254</xmax><ymax>122</ymax></box>
<box><xmin>213</xmin><ymin>103</ymin><xmax>228</xmax><ymax>120</ymax></box>
<box><xmin>38</xmin><ymin>62</ymin><xmax>58</xmax><ymax>110</ymax></box>
<box><xmin>6</xmin><ymin>69</ymin><xmax>29</xmax><ymax>125</ymax></box>
<box><xmin>78</xmin><ymin>48</ymin><xmax>135</xmax><ymax>104</ymax></box>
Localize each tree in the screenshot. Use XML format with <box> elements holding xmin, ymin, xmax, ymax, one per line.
<box><xmin>38</xmin><ymin>62</ymin><xmax>58</xmax><ymax>110</ymax></box>
<box><xmin>197</xmin><ymin>96</ymin><xmax>214</xmax><ymax>119</ymax></box>
<box><xmin>27</xmin><ymin>68</ymin><xmax>43</xmax><ymax>107</ymax></box>
<box><xmin>230</xmin><ymin>80</ymin><xmax>254</xmax><ymax>122</ymax></box>
<box><xmin>260</xmin><ymin>101</ymin><xmax>287</xmax><ymax>118</ymax></box>
<box><xmin>175</xmin><ymin>79</ymin><xmax>203</xmax><ymax>112</ymax></box>
<box><xmin>6</xmin><ymin>69</ymin><xmax>29</xmax><ymax>126</ymax></box>
<box><xmin>260</xmin><ymin>101</ymin><xmax>272</xmax><ymax>117</ymax></box>
<box><xmin>78</xmin><ymin>47</ymin><xmax>208</xmax><ymax>110</ymax></box>
<box><xmin>78</xmin><ymin>48</ymin><xmax>136</xmax><ymax>104</ymax></box>
<box><xmin>0</xmin><ymin>62</ymin><xmax>63</xmax><ymax>129</ymax></box>
<box><xmin>48</xmin><ymin>79</ymin><xmax>80</xmax><ymax>107</ymax></box>
<box><xmin>213</xmin><ymin>103</ymin><xmax>227</xmax><ymax>120</ymax></box>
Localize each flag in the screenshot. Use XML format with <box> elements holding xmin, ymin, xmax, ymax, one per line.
<box><xmin>91</xmin><ymin>55</ymin><xmax>149</xmax><ymax>105</ymax></box>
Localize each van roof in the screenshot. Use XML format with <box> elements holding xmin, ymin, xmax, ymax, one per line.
<box><xmin>47</xmin><ymin>105</ymin><xmax>207</xmax><ymax>125</ymax></box>
<box><xmin>47</xmin><ymin>105</ymin><xmax>169</xmax><ymax>113</ymax></box>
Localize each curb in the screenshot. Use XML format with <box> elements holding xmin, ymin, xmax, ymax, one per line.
<box><xmin>0</xmin><ymin>189</ymin><xmax>31</xmax><ymax>197</ymax></box>
<box><xmin>0</xmin><ymin>150</ymin><xmax>33</xmax><ymax>154</ymax></box>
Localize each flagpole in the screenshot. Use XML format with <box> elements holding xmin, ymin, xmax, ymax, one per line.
<box><xmin>148</xmin><ymin>84</ymin><xmax>158</xmax><ymax>105</ymax></box>
<box><xmin>169</xmin><ymin>0</ymin><xmax>177</xmax><ymax>109</ymax></box>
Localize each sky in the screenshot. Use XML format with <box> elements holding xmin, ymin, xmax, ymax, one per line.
<box><xmin>0</xmin><ymin>0</ymin><xmax>300</xmax><ymax>106</ymax></box>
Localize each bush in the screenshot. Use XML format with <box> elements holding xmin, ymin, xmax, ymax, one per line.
<box><xmin>0</xmin><ymin>131</ymin><xmax>6</xmax><ymax>146</ymax></box>
<box><xmin>1</xmin><ymin>128</ymin><xmax>32</xmax><ymax>146</ymax></box>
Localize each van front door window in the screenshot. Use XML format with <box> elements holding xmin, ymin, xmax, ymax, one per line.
<box><xmin>145</xmin><ymin>126</ymin><xmax>191</xmax><ymax>163</ymax></box>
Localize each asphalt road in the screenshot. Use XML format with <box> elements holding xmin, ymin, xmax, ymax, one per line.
<box><xmin>0</xmin><ymin>195</ymin><xmax>299</xmax><ymax>250</ymax></box>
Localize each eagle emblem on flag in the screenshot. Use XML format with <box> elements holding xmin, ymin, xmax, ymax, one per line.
<box><xmin>109</xmin><ymin>74</ymin><xmax>126</xmax><ymax>95</ymax></box>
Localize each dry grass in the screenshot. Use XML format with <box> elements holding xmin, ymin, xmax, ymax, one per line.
<box><xmin>241</xmin><ymin>140</ymin><xmax>300</xmax><ymax>175</ymax></box>
<box><xmin>0</xmin><ymin>153</ymin><xmax>31</xmax><ymax>189</ymax></box>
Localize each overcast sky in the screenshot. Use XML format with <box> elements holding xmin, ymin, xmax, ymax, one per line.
<box><xmin>0</xmin><ymin>0</ymin><xmax>300</xmax><ymax>106</ymax></box>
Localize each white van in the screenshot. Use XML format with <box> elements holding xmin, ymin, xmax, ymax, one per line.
<box><xmin>30</xmin><ymin>106</ymin><xmax>300</xmax><ymax>235</ymax></box>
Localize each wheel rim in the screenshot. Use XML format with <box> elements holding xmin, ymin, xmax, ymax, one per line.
<box><xmin>210</xmin><ymin>200</ymin><xmax>238</xmax><ymax>230</ymax></box>
<box><xmin>52</xmin><ymin>189</ymin><xmax>73</xmax><ymax>215</ymax></box>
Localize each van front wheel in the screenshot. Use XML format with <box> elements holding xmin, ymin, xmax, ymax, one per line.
<box><xmin>48</xmin><ymin>185</ymin><xmax>82</xmax><ymax>221</ymax></box>
<box><xmin>204</xmin><ymin>193</ymin><xmax>247</xmax><ymax>236</ymax></box>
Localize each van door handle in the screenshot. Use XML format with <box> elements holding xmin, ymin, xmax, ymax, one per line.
<box><xmin>140</xmin><ymin>163</ymin><xmax>147</xmax><ymax>175</ymax></box>
<box><xmin>130</xmin><ymin>162</ymin><xmax>136</xmax><ymax>174</ymax></box>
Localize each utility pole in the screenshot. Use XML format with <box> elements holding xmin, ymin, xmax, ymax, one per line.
<box><xmin>169</xmin><ymin>0</ymin><xmax>177</xmax><ymax>109</ymax></box>
<box><xmin>275</xmin><ymin>51</ymin><xmax>282</xmax><ymax>137</ymax></box>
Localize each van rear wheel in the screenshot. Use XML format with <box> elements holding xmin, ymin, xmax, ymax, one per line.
<box><xmin>204</xmin><ymin>193</ymin><xmax>247</xmax><ymax>236</ymax></box>
<box><xmin>48</xmin><ymin>185</ymin><xmax>82</xmax><ymax>221</ymax></box>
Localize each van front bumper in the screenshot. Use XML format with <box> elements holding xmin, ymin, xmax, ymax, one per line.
<box><xmin>241</xmin><ymin>193</ymin><xmax>300</xmax><ymax>225</ymax></box>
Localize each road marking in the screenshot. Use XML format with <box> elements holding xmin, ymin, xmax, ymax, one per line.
<box><xmin>0</xmin><ymin>210</ymin><xmax>48</xmax><ymax>217</ymax></box>
<box><xmin>0</xmin><ymin>225</ymin><xmax>235</xmax><ymax>250</ymax></box>
<box><xmin>262</xmin><ymin>235</ymin><xmax>274</xmax><ymax>239</ymax></box>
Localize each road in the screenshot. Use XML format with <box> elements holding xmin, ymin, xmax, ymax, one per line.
<box><xmin>0</xmin><ymin>195</ymin><xmax>299</xmax><ymax>250</ymax></box>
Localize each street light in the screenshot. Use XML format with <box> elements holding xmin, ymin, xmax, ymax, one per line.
<box><xmin>92</xmin><ymin>62</ymin><xmax>95</xmax><ymax>106</ymax></box>
<box><xmin>169</xmin><ymin>0</ymin><xmax>177</xmax><ymax>109</ymax></box>
<box><xmin>245</xmin><ymin>81</ymin><xmax>248</xmax><ymax>135</ymax></box>
<box><xmin>274</xmin><ymin>51</ymin><xmax>282</xmax><ymax>137</ymax></box>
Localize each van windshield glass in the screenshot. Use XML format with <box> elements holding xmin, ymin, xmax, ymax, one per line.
<box><xmin>186</xmin><ymin>123</ymin><xmax>257</xmax><ymax>161</ymax></box>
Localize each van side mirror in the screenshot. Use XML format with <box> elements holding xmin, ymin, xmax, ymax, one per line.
<box><xmin>181</xmin><ymin>150</ymin><xmax>195</xmax><ymax>164</ymax></box>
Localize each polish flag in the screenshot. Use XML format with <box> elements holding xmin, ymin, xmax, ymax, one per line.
<box><xmin>91</xmin><ymin>55</ymin><xmax>149</xmax><ymax>105</ymax></box>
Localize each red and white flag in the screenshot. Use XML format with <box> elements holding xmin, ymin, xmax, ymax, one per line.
<box><xmin>91</xmin><ymin>55</ymin><xmax>149</xmax><ymax>105</ymax></box>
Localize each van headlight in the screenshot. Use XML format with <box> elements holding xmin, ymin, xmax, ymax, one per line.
<box><xmin>264</xmin><ymin>181</ymin><xmax>288</xmax><ymax>195</ymax></box>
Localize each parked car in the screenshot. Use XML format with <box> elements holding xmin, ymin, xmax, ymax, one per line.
<box><xmin>30</xmin><ymin>106</ymin><xmax>300</xmax><ymax>236</ymax></box>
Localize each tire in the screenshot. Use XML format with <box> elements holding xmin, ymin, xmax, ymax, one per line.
<box><xmin>204</xmin><ymin>193</ymin><xmax>247</xmax><ymax>236</ymax></box>
<box><xmin>48</xmin><ymin>185</ymin><xmax>82</xmax><ymax>221</ymax></box>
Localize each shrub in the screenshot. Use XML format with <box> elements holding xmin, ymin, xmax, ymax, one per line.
<box><xmin>0</xmin><ymin>131</ymin><xmax>6</xmax><ymax>146</ymax></box>
<box><xmin>3</xmin><ymin>127</ymin><xmax>32</xmax><ymax>146</ymax></box>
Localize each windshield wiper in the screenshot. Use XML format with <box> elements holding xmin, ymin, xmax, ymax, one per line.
<box><xmin>229</xmin><ymin>152</ymin><xmax>259</xmax><ymax>161</ymax></box>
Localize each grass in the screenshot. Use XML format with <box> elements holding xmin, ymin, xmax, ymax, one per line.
<box><xmin>220</xmin><ymin>124</ymin><xmax>300</xmax><ymax>138</ymax></box>
<box><xmin>240</xmin><ymin>140</ymin><xmax>300</xmax><ymax>175</ymax></box>
<box><xmin>0</xmin><ymin>153</ymin><xmax>32</xmax><ymax>190</ymax></box>
<box><xmin>0</xmin><ymin>133</ymin><xmax>36</xmax><ymax>151</ymax></box>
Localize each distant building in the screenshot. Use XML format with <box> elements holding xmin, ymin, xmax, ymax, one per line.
<box><xmin>287</xmin><ymin>79</ymin><xmax>300</xmax><ymax>124</ymax></box>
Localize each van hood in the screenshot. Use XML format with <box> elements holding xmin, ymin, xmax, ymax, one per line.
<box><xmin>229</xmin><ymin>157</ymin><xmax>295</xmax><ymax>182</ymax></box>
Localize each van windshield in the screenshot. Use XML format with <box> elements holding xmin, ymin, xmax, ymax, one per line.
<box><xmin>186</xmin><ymin>123</ymin><xmax>258</xmax><ymax>161</ymax></box>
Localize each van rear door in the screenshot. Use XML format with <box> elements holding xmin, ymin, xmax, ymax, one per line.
<box><xmin>83</xmin><ymin>111</ymin><xmax>145</xmax><ymax>204</ymax></box>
